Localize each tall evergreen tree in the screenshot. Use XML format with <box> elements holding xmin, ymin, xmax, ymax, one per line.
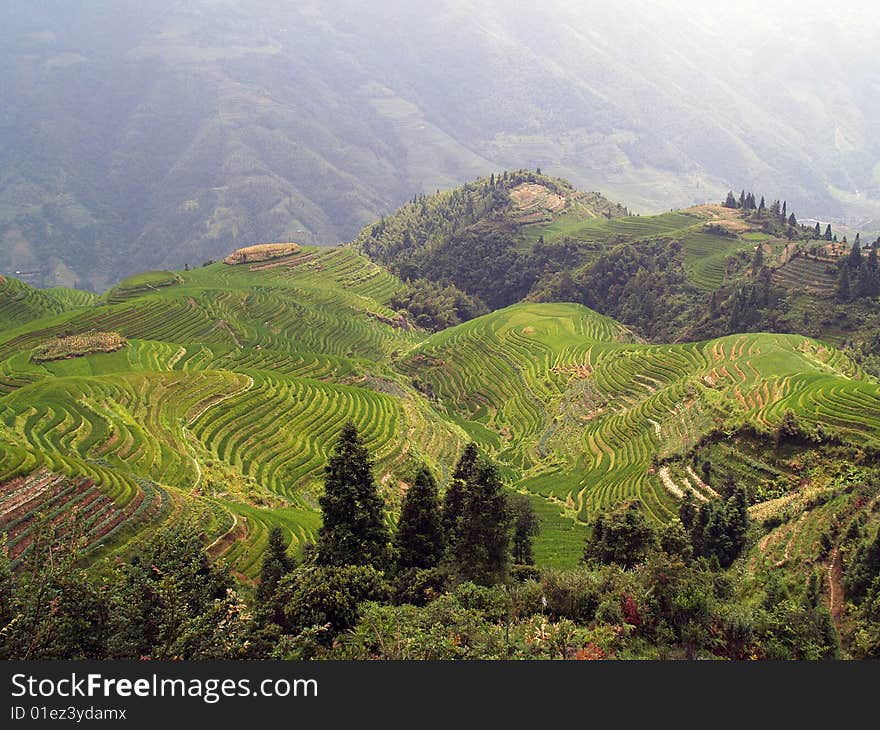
<box><xmin>815</xmin><ymin>222</ymin><xmax>822</xmax><ymax>237</ymax></box>
<box><xmin>510</xmin><ymin>494</ymin><xmax>540</xmax><ymax>565</ymax></box>
<box><xmin>452</xmin><ymin>442</ymin><xmax>479</xmax><ymax>481</ymax></box>
<box><xmin>825</xmin><ymin>224</ymin><xmax>833</xmax><ymax>241</ymax></box>
<box><xmin>849</xmin><ymin>238</ymin><xmax>863</xmax><ymax>269</ymax></box>
<box><xmin>723</xmin><ymin>191</ymin><xmax>737</xmax><ymax>208</ymax></box>
<box><xmin>781</xmin><ymin>200</ymin><xmax>787</xmax><ymax>221</ymax></box>
<box><xmin>316</xmin><ymin>423</ymin><xmax>389</xmax><ymax>568</ymax></box>
<box><xmin>442</xmin><ymin>443</ymin><xmax>479</xmax><ymax>547</ymax></box>
<box><xmin>724</xmin><ymin>486</ymin><xmax>749</xmax><ymax>564</ymax></box>
<box><xmin>256</xmin><ymin>527</ymin><xmax>296</xmax><ymax>611</ymax></box>
<box><xmin>837</xmin><ymin>264</ymin><xmax>851</xmax><ymax>301</ymax></box>
<box><xmin>395</xmin><ymin>466</ymin><xmax>444</xmax><ymax>569</ymax></box>
<box><xmin>452</xmin><ymin>461</ymin><xmax>512</xmax><ymax>585</ymax></box>
<box><xmin>758</xmin><ymin>196</ymin><xmax>766</xmax><ymax>213</ymax></box>
<box><xmin>788</xmin><ymin>212</ymin><xmax>797</xmax><ymax>227</ymax></box>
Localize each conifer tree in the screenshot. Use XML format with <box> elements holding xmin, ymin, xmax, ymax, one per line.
<box><xmin>868</xmin><ymin>244</ymin><xmax>878</xmax><ymax>274</ymax></box>
<box><xmin>510</xmin><ymin>494</ymin><xmax>540</xmax><ymax>565</ymax></box>
<box><xmin>452</xmin><ymin>461</ymin><xmax>512</xmax><ymax>585</ymax></box>
<box><xmin>723</xmin><ymin>191</ymin><xmax>737</xmax><ymax>208</ymax></box>
<box><xmin>722</xmin><ymin>486</ymin><xmax>749</xmax><ymax>565</ymax></box>
<box><xmin>442</xmin><ymin>443</ymin><xmax>478</xmax><ymax>547</ymax></box>
<box><xmin>788</xmin><ymin>212</ymin><xmax>797</xmax><ymax>227</ymax></box>
<box><xmin>316</xmin><ymin>423</ymin><xmax>389</xmax><ymax>568</ymax></box>
<box><xmin>837</xmin><ymin>264</ymin><xmax>851</xmax><ymax>301</ymax></box>
<box><xmin>752</xmin><ymin>243</ymin><xmax>764</xmax><ymax>269</ymax></box>
<box><xmin>758</xmin><ymin>196</ymin><xmax>766</xmax><ymax>213</ymax></box>
<box><xmin>825</xmin><ymin>224</ymin><xmax>833</xmax><ymax>241</ymax></box>
<box><xmin>815</xmin><ymin>222</ymin><xmax>822</xmax><ymax>237</ymax></box>
<box><xmin>850</xmin><ymin>237</ymin><xmax>863</xmax><ymax>269</ymax></box>
<box><xmin>782</xmin><ymin>200</ymin><xmax>787</xmax><ymax>222</ymax></box>
<box><xmin>395</xmin><ymin>466</ymin><xmax>444</xmax><ymax>570</ymax></box>
<box><xmin>256</xmin><ymin>527</ymin><xmax>296</xmax><ymax>608</ymax></box>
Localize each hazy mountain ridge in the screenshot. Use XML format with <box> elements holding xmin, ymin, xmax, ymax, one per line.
<box><xmin>2</xmin><ymin>0</ymin><xmax>878</xmax><ymax>289</ymax></box>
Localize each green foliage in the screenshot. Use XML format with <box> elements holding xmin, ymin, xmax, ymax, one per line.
<box><xmin>449</xmin><ymin>459</ymin><xmax>513</xmax><ymax>585</ymax></box>
<box><xmin>395</xmin><ymin>467</ymin><xmax>444</xmax><ymax>570</ymax></box>
<box><xmin>0</xmin><ymin>519</ymin><xmax>108</xmax><ymax>660</ymax></box>
<box><xmin>584</xmin><ymin>501</ymin><xmax>656</xmax><ymax>570</ymax></box>
<box><xmin>389</xmin><ymin>278</ymin><xmax>488</xmax><ymax>331</ymax></box>
<box><xmin>106</xmin><ymin>523</ymin><xmax>235</xmax><ymax>659</ymax></box>
<box><xmin>845</xmin><ymin>527</ymin><xmax>880</xmax><ymax>603</ymax></box>
<box><xmin>277</xmin><ymin>564</ymin><xmax>390</xmax><ymax>644</ymax></box>
<box><xmin>256</xmin><ymin>527</ymin><xmax>296</xmax><ymax>624</ymax></box>
<box><xmin>316</xmin><ymin>423</ymin><xmax>390</xmax><ymax>569</ymax></box>
<box><xmin>680</xmin><ymin>486</ymin><xmax>749</xmax><ymax>568</ymax></box>
<box><xmin>510</xmin><ymin>495</ymin><xmax>540</xmax><ymax>565</ymax></box>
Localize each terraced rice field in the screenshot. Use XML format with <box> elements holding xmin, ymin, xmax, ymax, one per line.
<box><xmin>772</xmin><ymin>255</ymin><xmax>838</xmax><ymax>295</ymax></box>
<box><xmin>0</xmin><ymin>248</ymin><xmax>462</xmax><ymax>575</ymax></box>
<box><xmin>3</xmin><ymin>244</ymin><xmax>880</xmax><ymax>573</ymax></box>
<box><xmin>400</xmin><ymin>304</ymin><xmax>880</xmax><ymax>546</ymax></box>
<box><xmin>526</xmin><ymin>210</ymin><xmax>699</xmax><ymax>247</ymax></box>
<box><xmin>523</xmin><ymin>206</ymin><xmax>776</xmax><ymax>291</ymax></box>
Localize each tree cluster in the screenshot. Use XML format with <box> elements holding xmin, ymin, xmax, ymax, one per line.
<box><xmin>836</xmin><ymin>235</ymin><xmax>880</xmax><ymax>302</ymax></box>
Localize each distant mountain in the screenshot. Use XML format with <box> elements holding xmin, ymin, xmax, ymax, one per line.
<box><xmin>2</xmin><ymin>0</ymin><xmax>878</xmax><ymax>289</ymax></box>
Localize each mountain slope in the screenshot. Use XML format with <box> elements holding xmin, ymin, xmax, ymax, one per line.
<box><xmin>3</xmin><ymin>0</ymin><xmax>879</xmax><ymax>288</ymax></box>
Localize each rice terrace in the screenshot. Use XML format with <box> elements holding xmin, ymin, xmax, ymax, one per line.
<box><xmin>3</xmin><ymin>217</ymin><xmax>880</xmax><ymax>582</ymax></box>
<box><xmin>2</xmin><ymin>156</ymin><xmax>880</xmax><ymax>663</ymax></box>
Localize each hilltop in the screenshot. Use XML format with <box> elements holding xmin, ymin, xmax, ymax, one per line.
<box><xmin>359</xmin><ymin>178</ymin><xmax>880</xmax><ymax>367</ymax></box>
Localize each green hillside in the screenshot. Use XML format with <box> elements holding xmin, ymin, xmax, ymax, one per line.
<box><xmin>3</xmin><ymin>245</ymin><xmax>880</xmax><ymax>578</ymax></box>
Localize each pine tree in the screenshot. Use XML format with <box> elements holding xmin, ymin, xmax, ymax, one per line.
<box><xmin>442</xmin><ymin>443</ymin><xmax>479</xmax><ymax>548</ymax></box>
<box><xmin>781</xmin><ymin>200</ymin><xmax>787</xmax><ymax>222</ymax></box>
<box><xmin>723</xmin><ymin>191</ymin><xmax>738</xmax><ymax>208</ymax></box>
<box><xmin>758</xmin><ymin>196</ymin><xmax>766</xmax><ymax>213</ymax></box>
<box><xmin>788</xmin><ymin>212</ymin><xmax>797</xmax><ymax>227</ymax></box>
<box><xmin>316</xmin><ymin>423</ymin><xmax>389</xmax><ymax>568</ymax></box>
<box><xmin>849</xmin><ymin>238</ymin><xmax>863</xmax><ymax>269</ymax></box>
<box><xmin>723</xmin><ymin>486</ymin><xmax>749</xmax><ymax>565</ymax></box>
<box><xmin>815</xmin><ymin>222</ymin><xmax>822</xmax><ymax>237</ymax></box>
<box><xmin>256</xmin><ymin>527</ymin><xmax>295</xmax><ymax>606</ymax></box>
<box><xmin>837</xmin><ymin>265</ymin><xmax>851</xmax><ymax>301</ymax></box>
<box><xmin>510</xmin><ymin>494</ymin><xmax>540</xmax><ymax>565</ymax></box>
<box><xmin>452</xmin><ymin>461</ymin><xmax>512</xmax><ymax>585</ymax></box>
<box><xmin>452</xmin><ymin>442</ymin><xmax>478</xmax><ymax>482</ymax></box>
<box><xmin>739</xmin><ymin>190</ymin><xmax>746</xmax><ymax>209</ymax></box>
<box><xmin>395</xmin><ymin>466</ymin><xmax>444</xmax><ymax>569</ymax></box>
<box><xmin>825</xmin><ymin>224</ymin><xmax>833</xmax><ymax>241</ymax></box>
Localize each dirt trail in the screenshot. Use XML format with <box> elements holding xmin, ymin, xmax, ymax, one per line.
<box><xmin>827</xmin><ymin>547</ymin><xmax>844</xmax><ymax>623</ymax></box>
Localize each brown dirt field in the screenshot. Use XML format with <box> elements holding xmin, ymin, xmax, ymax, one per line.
<box><xmin>224</xmin><ymin>242</ymin><xmax>301</xmax><ymax>265</ymax></box>
<box><xmin>510</xmin><ymin>183</ymin><xmax>565</xmax><ymax>215</ymax></box>
<box><xmin>687</xmin><ymin>203</ymin><xmax>751</xmax><ymax>233</ymax></box>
